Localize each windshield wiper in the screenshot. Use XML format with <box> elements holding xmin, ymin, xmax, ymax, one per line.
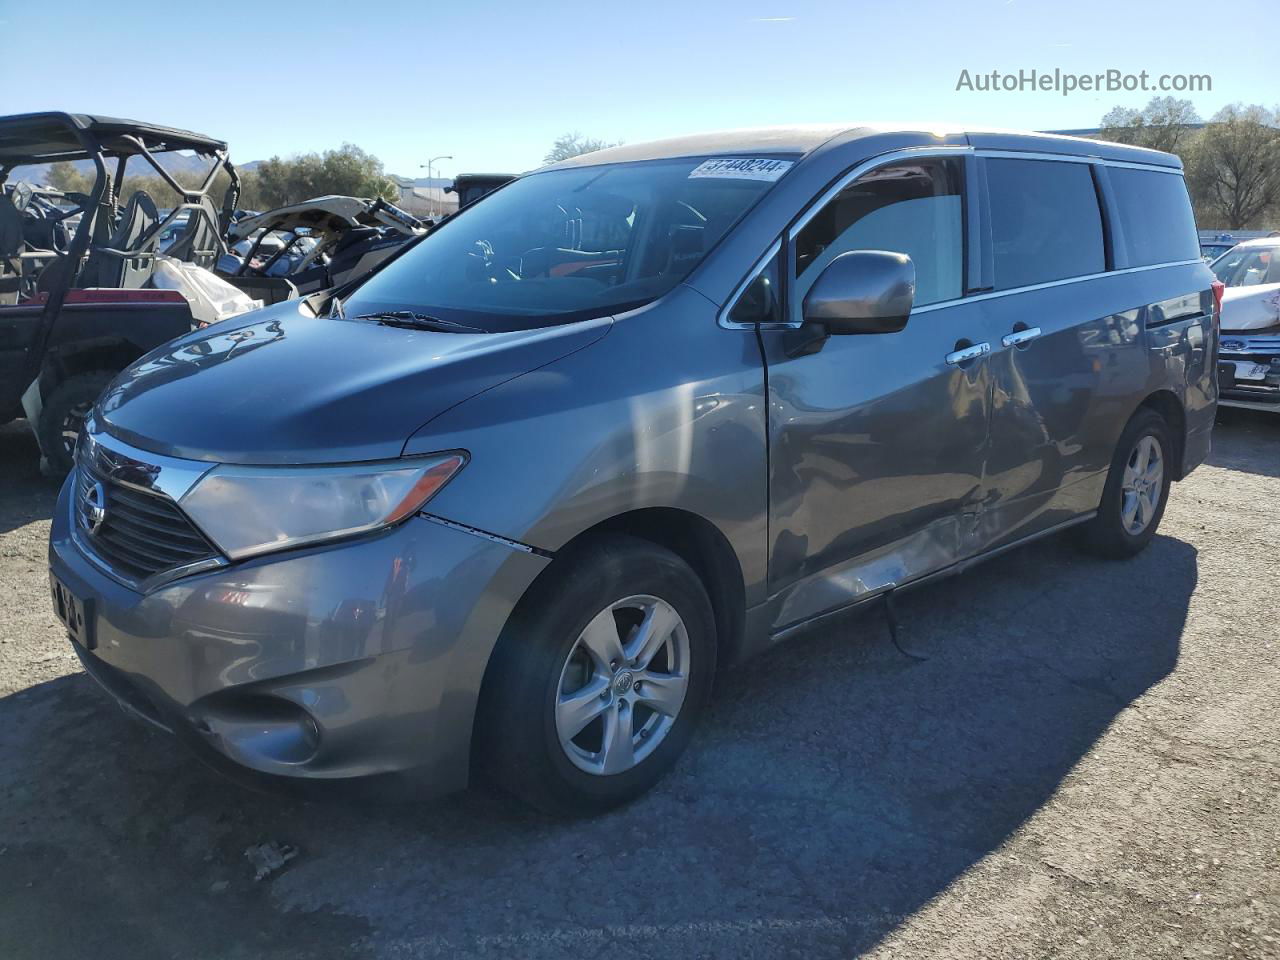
<box><xmin>350</xmin><ymin>311</ymin><xmax>485</xmax><ymax>334</ymax></box>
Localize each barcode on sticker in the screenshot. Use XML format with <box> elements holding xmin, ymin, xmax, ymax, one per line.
<box><xmin>688</xmin><ymin>158</ymin><xmax>794</xmax><ymax>182</ymax></box>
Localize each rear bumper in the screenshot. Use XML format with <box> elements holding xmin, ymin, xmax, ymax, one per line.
<box><xmin>48</xmin><ymin>471</ymin><xmax>549</xmax><ymax>796</ymax></box>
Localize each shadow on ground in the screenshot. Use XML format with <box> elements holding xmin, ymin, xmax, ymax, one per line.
<box><xmin>0</xmin><ymin>529</ymin><xmax>1198</xmax><ymax>960</ymax></box>
<box><xmin>1211</xmin><ymin>407</ymin><xmax>1280</xmax><ymax>478</ymax></box>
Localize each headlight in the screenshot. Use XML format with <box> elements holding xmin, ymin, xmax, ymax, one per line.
<box><xmin>180</xmin><ymin>453</ymin><xmax>466</xmax><ymax>560</ymax></box>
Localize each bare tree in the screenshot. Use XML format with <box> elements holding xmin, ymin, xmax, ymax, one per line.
<box><xmin>543</xmin><ymin>132</ymin><xmax>620</xmax><ymax>165</ymax></box>
<box><xmin>1099</xmin><ymin>96</ymin><xmax>1201</xmax><ymax>153</ymax></box>
<box><xmin>1186</xmin><ymin>104</ymin><xmax>1280</xmax><ymax>229</ymax></box>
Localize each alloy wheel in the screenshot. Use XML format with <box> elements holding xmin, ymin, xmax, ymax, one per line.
<box><xmin>555</xmin><ymin>595</ymin><xmax>690</xmax><ymax>776</ymax></box>
<box><xmin>1120</xmin><ymin>434</ymin><xmax>1164</xmax><ymax>536</ymax></box>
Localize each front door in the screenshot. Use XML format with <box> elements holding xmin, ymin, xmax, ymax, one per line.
<box><xmin>754</xmin><ymin>155</ymin><xmax>993</xmax><ymax>631</ymax></box>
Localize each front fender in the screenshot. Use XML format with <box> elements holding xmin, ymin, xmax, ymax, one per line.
<box><xmin>405</xmin><ymin>288</ymin><xmax>771</xmax><ymax>604</ymax></box>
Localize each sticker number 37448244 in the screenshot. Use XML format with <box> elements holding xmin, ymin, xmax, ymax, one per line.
<box><xmin>688</xmin><ymin>158</ymin><xmax>794</xmax><ymax>182</ymax></box>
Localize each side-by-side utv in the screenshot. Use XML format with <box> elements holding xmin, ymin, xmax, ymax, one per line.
<box><xmin>0</xmin><ymin>112</ymin><xmax>239</xmax><ymax>472</ymax></box>
<box><xmin>219</xmin><ymin>195</ymin><xmax>426</xmax><ymax>304</ymax></box>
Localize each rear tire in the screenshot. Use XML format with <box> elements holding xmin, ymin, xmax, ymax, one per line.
<box><xmin>1075</xmin><ymin>408</ymin><xmax>1172</xmax><ymax>559</ymax></box>
<box><xmin>38</xmin><ymin>371</ymin><xmax>117</xmax><ymax>474</ymax></box>
<box><xmin>477</xmin><ymin>536</ymin><xmax>716</xmax><ymax>816</ymax></box>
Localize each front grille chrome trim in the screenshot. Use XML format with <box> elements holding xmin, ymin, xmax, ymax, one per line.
<box><xmin>71</xmin><ymin>420</ymin><xmax>228</xmax><ymax>593</ymax></box>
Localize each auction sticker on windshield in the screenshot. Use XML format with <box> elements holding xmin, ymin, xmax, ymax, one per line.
<box><xmin>688</xmin><ymin>158</ymin><xmax>794</xmax><ymax>181</ymax></box>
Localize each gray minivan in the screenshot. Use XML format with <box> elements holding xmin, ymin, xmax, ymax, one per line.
<box><xmin>48</xmin><ymin>125</ymin><xmax>1217</xmax><ymax>814</ymax></box>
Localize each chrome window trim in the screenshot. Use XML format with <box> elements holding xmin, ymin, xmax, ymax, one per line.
<box><xmin>973</xmin><ymin>149</ymin><xmax>1184</xmax><ymax>174</ymax></box>
<box><xmin>909</xmin><ymin>259</ymin><xmax>1206</xmax><ymax>313</ymax></box>
<box><xmin>787</xmin><ymin>145</ymin><xmax>975</xmax><ymax>241</ymax></box>
<box><xmin>718</xmin><ymin>144</ymin><xmax>1195</xmax><ymax>331</ymax></box>
<box><xmin>717</xmin><ymin>238</ymin><xmax>782</xmax><ymax>330</ymax></box>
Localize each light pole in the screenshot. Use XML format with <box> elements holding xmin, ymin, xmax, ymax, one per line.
<box><xmin>420</xmin><ymin>155</ymin><xmax>453</xmax><ymax>218</ymax></box>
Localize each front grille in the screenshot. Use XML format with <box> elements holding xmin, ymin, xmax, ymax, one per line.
<box><xmin>75</xmin><ymin>451</ymin><xmax>220</xmax><ymax>585</ymax></box>
<box><xmin>1220</xmin><ymin>334</ymin><xmax>1280</xmax><ymax>352</ymax></box>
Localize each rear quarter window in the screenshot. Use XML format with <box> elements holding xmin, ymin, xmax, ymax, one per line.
<box><xmin>986</xmin><ymin>158</ymin><xmax>1106</xmax><ymax>290</ymax></box>
<box><xmin>1108</xmin><ymin>167</ymin><xmax>1200</xmax><ymax>267</ymax></box>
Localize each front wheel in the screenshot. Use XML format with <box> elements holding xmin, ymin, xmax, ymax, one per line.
<box><xmin>1075</xmin><ymin>408</ymin><xmax>1173</xmax><ymax>558</ymax></box>
<box><xmin>477</xmin><ymin>536</ymin><xmax>716</xmax><ymax>816</ymax></box>
<box><xmin>37</xmin><ymin>371</ymin><xmax>118</xmax><ymax>474</ymax></box>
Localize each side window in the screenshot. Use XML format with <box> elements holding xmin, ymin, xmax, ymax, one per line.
<box><xmin>1213</xmin><ymin>247</ymin><xmax>1280</xmax><ymax>287</ymax></box>
<box><xmin>793</xmin><ymin>158</ymin><xmax>964</xmax><ymax>313</ymax></box>
<box><xmin>1107</xmin><ymin>167</ymin><xmax>1200</xmax><ymax>267</ymax></box>
<box><xmin>986</xmin><ymin>158</ymin><xmax>1105</xmax><ymax>290</ymax></box>
<box><xmin>727</xmin><ymin>249</ymin><xmax>782</xmax><ymax>325</ymax></box>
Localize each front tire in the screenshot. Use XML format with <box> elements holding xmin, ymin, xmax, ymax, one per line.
<box><xmin>1075</xmin><ymin>408</ymin><xmax>1173</xmax><ymax>559</ymax></box>
<box><xmin>478</xmin><ymin>536</ymin><xmax>716</xmax><ymax>816</ymax></box>
<box><xmin>38</xmin><ymin>371</ymin><xmax>117</xmax><ymax>474</ymax></box>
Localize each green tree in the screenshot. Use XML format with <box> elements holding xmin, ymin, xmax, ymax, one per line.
<box><xmin>44</xmin><ymin>162</ymin><xmax>93</xmax><ymax>194</ymax></box>
<box><xmin>1185</xmin><ymin>104</ymin><xmax>1280</xmax><ymax>229</ymax></box>
<box><xmin>252</xmin><ymin>144</ymin><xmax>398</xmax><ymax>208</ymax></box>
<box><xmin>1099</xmin><ymin>96</ymin><xmax>1201</xmax><ymax>153</ymax></box>
<box><xmin>543</xmin><ymin>132</ymin><xmax>621</xmax><ymax>164</ymax></box>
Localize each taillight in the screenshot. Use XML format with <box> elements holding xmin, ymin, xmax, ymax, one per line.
<box><xmin>1211</xmin><ymin>280</ymin><xmax>1225</xmax><ymax>329</ymax></box>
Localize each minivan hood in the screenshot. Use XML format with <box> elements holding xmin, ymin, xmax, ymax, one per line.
<box><xmin>98</xmin><ymin>302</ymin><xmax>612</xmax><ymax>464</ymax></box>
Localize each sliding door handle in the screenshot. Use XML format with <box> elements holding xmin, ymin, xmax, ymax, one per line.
<box><xmin>1002</xmin><ymin>326</ymin><xmax>1043</xmax><ymax>348</ymax></box>
<box><xmin>945</xmin><ymin>341</ymin><xmax>991</xmax><ymax>365</ymax></box>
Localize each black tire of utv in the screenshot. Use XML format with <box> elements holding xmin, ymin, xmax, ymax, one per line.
<box><xmin>1074</xmin><ymin>408</ymin><xmax>1173</xmax><ymax>559</ymax></box>
<box><xmin>38</xmin><ymin>371</ymin><xmax>117</xmax><ymax>475</ymax></box>
<box><xmin>477</xmin><ymin>535</ymin><xmax>717</xmax><ymax>817</ymax></box>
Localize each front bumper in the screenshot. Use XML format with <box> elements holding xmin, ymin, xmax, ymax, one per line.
<box><xmin>1218</xmin><ymin>334</ymin><xmax>1280</xmax><ymax>411</ymax></box>
<box><xmin>48</xmin><ymin>471</ymin><xmax>548</xmax><ymax>795</ymax></box>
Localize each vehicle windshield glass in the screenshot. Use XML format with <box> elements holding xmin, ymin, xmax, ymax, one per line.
<box><xmin>341</xmin><ymin>156</ymin><xmax>794</xmax><ymax>331</ymax></box>
<box><xmin>1212</xmin><ymin>245</ymin><xmax>1280</xmax><ymax>286</ymax></box>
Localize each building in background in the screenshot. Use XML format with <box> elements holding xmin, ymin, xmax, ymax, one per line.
<box><xmin>392</xmin><ymin>176</ymin><xmax>458</xmax><ymax>219</ymax></box>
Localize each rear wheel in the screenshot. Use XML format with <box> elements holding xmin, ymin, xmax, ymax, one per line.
<box><xmin>1075</xmin><ymin>408</ymin><xmax>1172</xmax><ymax>558</ymax></box>
<box><xmin>38</xmin><ymin>371</ymin><xmax>117</xmax><ymax>474</ymax></box>
<box><xmin>478</xmin><ymin>536</ymin><xmax>716</xmax><ymax>815</ymax></box>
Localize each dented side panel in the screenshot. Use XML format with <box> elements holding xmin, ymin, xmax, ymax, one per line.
<box><xmin>757</xmin><ymin>297</ymin><xmax>993</xmax><ymax>633</ymax></box>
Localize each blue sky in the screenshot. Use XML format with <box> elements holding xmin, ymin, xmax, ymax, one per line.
<box><xmin>0</xmin><ymin>0</ymin><xmax>1266</xmax><ymax>176</ymax></box>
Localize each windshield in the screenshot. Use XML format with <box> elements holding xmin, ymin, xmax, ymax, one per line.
<box><xmin>1212</xmin><ymin>244</ymin><xmax>1280</xmax><ymax>287</ymax></box>
<box><xmin>341</xmin><ymin>156</ymin><xmax>793</xmax><ymax>331</ymax></box>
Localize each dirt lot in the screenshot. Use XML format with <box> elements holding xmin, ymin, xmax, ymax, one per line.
<box><xmin>1</xmin><ymin>411</ymin><xmax>1278</xmax><ymax>960</ymax></box>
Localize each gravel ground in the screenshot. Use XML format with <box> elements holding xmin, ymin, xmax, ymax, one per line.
<box><xmin>1</xmin><ymin>411</ymin><xmax>1278</xmax><ymax>960</ymax></box>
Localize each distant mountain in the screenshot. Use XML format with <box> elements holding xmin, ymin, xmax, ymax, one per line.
<box><xmin>14</xmin><ymin>152</ymin><xmax>266</xmax><ymax>186</ymax></box>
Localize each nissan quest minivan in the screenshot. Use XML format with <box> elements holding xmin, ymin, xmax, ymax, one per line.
<box><xmin>48</xmin><ymin>125</ymin><xmax>1218</xmax><ymax>814</ymax></box>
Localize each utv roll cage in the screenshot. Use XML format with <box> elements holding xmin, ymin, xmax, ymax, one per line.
<box><xmin>0</xmin><ymin>112</ymin><xmax>240</xmax><ymax>472</ymax></box>
<box><xmin>0</xmin><ymin>112</ymin><xmax>239</xmax><ymax>311</ymax></box>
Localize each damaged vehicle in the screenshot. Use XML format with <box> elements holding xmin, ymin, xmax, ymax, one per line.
<box><xmin>217</xmin><ymin>195</ymin><xmax>427</xmax><ymax>304</ymax></box>
<box><xmin>0</xmin><ymin>111</ymin><xmax>241</xmax><ymax>471</ymax></box>
<box><xmin>1212</xmin><ymin>237</ymin><xmax>1280</xmax><ymax>411</ymax></box>
<box><xmin>50</xmin><ymin>126</ymin><xmax>1216</xmax><ymax>814</ymax></box>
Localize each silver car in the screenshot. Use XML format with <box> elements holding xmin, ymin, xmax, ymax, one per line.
<box><xmin>49</xmin><ymin>125</ymin><xmax>1217</xmax><ymax>813</ymax></box>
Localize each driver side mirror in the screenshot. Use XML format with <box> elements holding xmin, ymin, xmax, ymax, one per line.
<box><xmin>802</xmin><ymin>250</ymin><xmax>915</xmax><ymax>335</ymax></box>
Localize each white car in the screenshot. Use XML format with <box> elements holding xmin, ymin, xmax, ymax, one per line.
<box><xmin>1212</xmin><ymin>238</ymin><xmax>1280</xmax><ymax>411</ymax></box>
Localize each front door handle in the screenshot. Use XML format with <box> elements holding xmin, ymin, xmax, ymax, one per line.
<box><xmin>945</xmin><ymin>341</ymin><xmax>991</xmax><ymax>365</ymax></box>
<box><xmin>1002</xmin><ymin>326</ymin><xmax>1043</xmax><ymax>348</ymax></box>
